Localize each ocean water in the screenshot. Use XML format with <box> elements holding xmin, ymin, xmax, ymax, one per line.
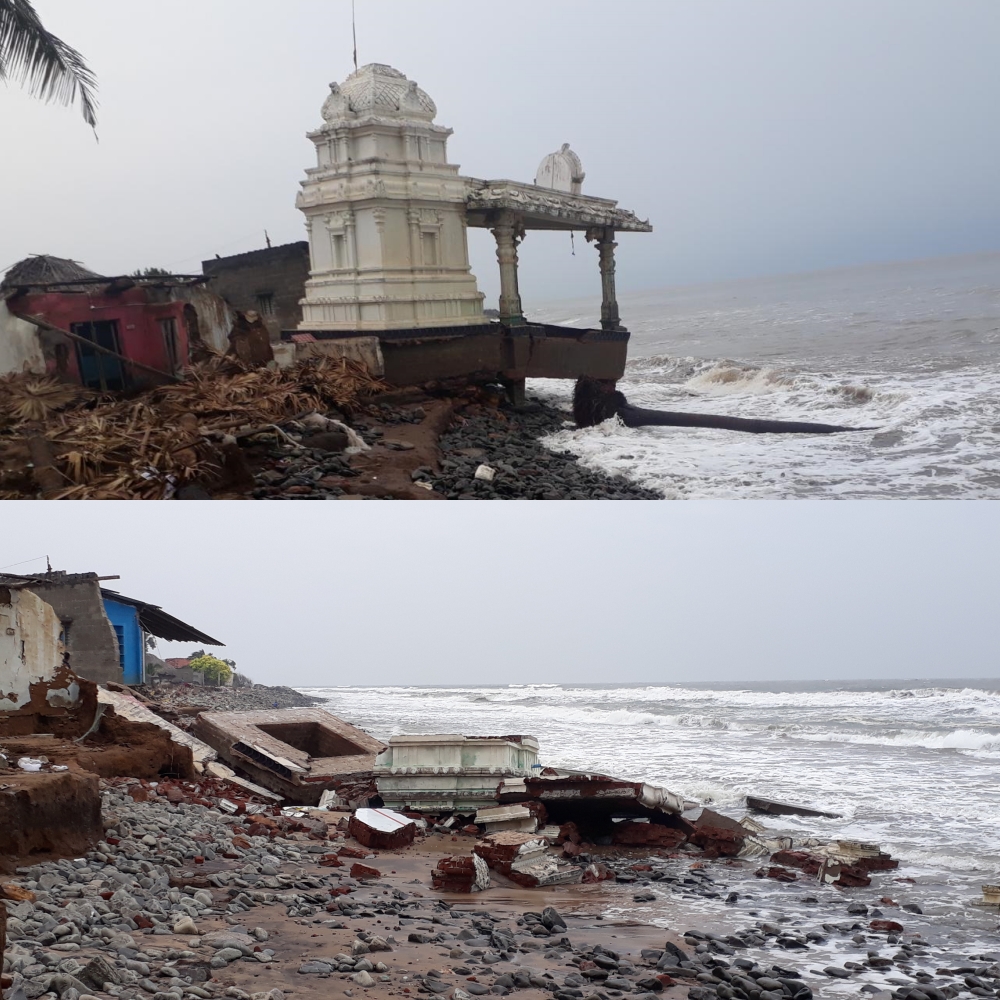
<box><xmin>301</xmin><ymin>681</ymin><xmax>1000</xmax><ymax>981</ymax></box>
<box><xmin>526</xmin><ymin>252</ymin><xmax>1000</xmax><ymax>498</ymax></box>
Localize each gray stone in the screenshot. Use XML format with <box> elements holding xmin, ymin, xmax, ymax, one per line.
<box><xmin>297</xmin><ymin>962</ymin><xmax>333</xmax><ymax>975</ymax></box>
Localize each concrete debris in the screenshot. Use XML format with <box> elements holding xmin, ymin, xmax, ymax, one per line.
<box><xmin>202</xmin><ymin>759</ymin><xmax>281</xmax><ymax>803</ymax></box>
<box><xmin>474</xmin><ymin>804</ymin><xmax>537</xmax><ymax>834</ymax></box>
<box><xmin>611</xmin><ymin>819</ymin><xmax>686</xmax><ymax>849</ymax></box>
<box><xmin>497</xmin><ymin>767</ymin><xmax>685</xmax><ymax>837</ymax></box>
<box><xmin>194</xmin><ymin>707</ymin><xmax>385</xmax><ymax>805</ymax></box>
<box><xmin>507</xmin><ymin>853</ymin><xmax>582</xmax><ymax>888</ymax></box>
<box><xmin>430</xmin><ymin>855</ymin><xmax>490</xmax><ymax>893</ymax></box>
<box><xmin>15</xmin><ymin>757</ymin><xmax>42</xmax><ymax>771</ymax></box>
<box><xmin>972</xmin><ymin>884</ymin><xmax>1000</xmax><ymax>908</ymax></box>
<box><xmin>348</xmin><ymin>807</ymin><xmax>416</xmax><ymax>850</ymax></box>
<box><xmin>745</xmin><ymin>794</ymin><xmax>842</xmax><ymax>819</ymax></box>
<box><xmin>684</xmin><ymin>807</ymin><xmax>749</xmax><ymax>857</ymax></box>
<box><xmin>471</xmin><ymin>830</ymin><xmax>580</xmax><ymax>888</ymax></box>
<box><xmin>820</xmin><ymin>838</ymin><xmax>899</xmax><ymax>871</ymax></box>
<box><xmin>374</xmin><ymin>734</ymin><xmax>539</xmax><ymax>812</ymax></box>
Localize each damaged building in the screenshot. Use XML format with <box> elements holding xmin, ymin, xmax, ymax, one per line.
<box><xmin>0</xmin><ymin>255</ymin><xmax>240</xmax><ymax>385</ymax></box>
<box><xmin>1</xmin><ymin>570</ymin><xmax>222</xmax><ymax>686</ymax></box>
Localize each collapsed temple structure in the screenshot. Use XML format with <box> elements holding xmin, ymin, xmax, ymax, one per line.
<box><xmin>281</xmin><ymin>62</ymin><xmax>652</xmax><ymax>397</ymax></box>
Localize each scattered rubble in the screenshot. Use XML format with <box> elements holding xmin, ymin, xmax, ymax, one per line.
<box><xmin>0</xmin><ymin>357</ymin><xmax>385</xmax><ymax>499</ymax></box>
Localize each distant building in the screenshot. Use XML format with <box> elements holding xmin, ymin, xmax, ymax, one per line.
<box><xmin>201</xmin><ymin>242</ymin><xmax>310</xmax><ymax>342</ymax></box>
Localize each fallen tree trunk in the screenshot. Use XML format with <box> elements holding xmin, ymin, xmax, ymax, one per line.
<box><xmin>573</xmin><ymin>378</ymin><xmax>873</xmax><ymax>434</ymax></box>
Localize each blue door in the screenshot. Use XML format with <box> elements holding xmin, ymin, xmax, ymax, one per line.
<box><xmin>102</xmin><ymin>598</ymin><xmax>143</xmax><ymax>684</ymax></box>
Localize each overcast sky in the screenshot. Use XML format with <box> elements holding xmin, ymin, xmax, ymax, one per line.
<box><xmin>2</xmin><ymin>502</ymin><xmax>996</xmax><ymax>686</ymax></box>
<box><xmin>2</xmin><ymin>1</ymin><xmax>998</xmax><ymax>307</ymax></box>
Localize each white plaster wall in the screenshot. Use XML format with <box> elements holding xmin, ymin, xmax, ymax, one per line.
<box><xmin>0</xmin><ymin>300</ymin><xmax>46</xmax><ymax>376</ymax></box>
<box><xmin>172</xmin><ymin>287</ymin><xmax>236</xmax><ymax>355</ymax></box>
<box><xmin>0</xmin><ymin>589</ymin><xmax>64</xmax><ymax>711</ymax></box>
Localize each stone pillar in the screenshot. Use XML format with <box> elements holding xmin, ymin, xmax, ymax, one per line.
<box><xmin>589</xmin><ymin>226</ymin><xmax>621</xmax><ymax>331</ymax></box>
<box><xmin>407</xmin><ymin>209</ymin><xmax>422</xmax><ymax>267</ymax></box>
<box><xmin>491</xmin><ymin>211</ymin><xmax>525</xmax><ymax>327</ymax></box>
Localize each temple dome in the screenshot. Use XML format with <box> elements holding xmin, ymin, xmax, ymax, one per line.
<box><xmin>321</xmin><ymin>63</ymin><xmax>437</xmax><ymax>123</ymax></box>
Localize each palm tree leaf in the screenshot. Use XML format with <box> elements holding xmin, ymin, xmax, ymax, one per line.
<box><xmin>0</xmin><ymin>0</ymin><xmax>98</xmax><ymax>127</ymax></box>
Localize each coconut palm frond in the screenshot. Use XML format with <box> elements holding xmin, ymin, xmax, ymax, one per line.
<box><xmin>0</xmin><ymin>0</ymin><xmax>98</xmax><ymax>127</ymax></box>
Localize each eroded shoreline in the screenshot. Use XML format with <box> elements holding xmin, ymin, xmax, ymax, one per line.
<box><xmin>5</xmin><ymin>777</ymin><xmax>999</xmax><ymax>1000</ymax></box>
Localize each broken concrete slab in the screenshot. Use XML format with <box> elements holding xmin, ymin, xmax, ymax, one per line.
<box><xmin>195</xmin><ymin>707</ymin><xmax>385</xmax><ymax>805</ymax></box>
<box><xmin>745</xmin><ymin>795</ymin><xmax>841</xmax><ymax>819</ymax></box>
<box><xmin>972</xmin><ymin>884</ymin><xmax>1000</xmax><ymax>908</ymax></box>
<box><xmin>348</xmin><ymin>807</ymin><xmax>416</xmax><ymax>850</ymax></box>
<box><xmin>498</xmin><ymin>767</ymin><xmax>685</xmax><ymax>821</ymax></box>
<box><xmin>474</xmin><ymin>804</ymin><xmax>537</xmax><ymax>834</ymax></box>
<box><xmin>507</xmin><ymin>853</ymin><xmax>582</xmax><ymax>888</ymax></box>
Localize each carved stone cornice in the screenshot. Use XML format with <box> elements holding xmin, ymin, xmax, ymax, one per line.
<box><xmin>465</xmin><ymin>179</ymin><xmax>652</xmax><ymax>233</ymax></box>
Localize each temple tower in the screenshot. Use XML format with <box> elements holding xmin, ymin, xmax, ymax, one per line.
<box><xmin>296</xmin><ymin>63</ymin><xmax>488</xmax><ymax>332</ymax></box>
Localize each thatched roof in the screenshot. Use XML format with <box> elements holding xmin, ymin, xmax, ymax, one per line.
<box><xmin>1</xmin><ymin>255</ymin><xmax>105</xmax><ymax>290</ymax></box>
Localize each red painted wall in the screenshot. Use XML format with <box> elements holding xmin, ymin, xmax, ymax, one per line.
<box><xmin>11</xmin><ymin>287</ymin><xmax>190</xmax><ymax>386</ymax></box>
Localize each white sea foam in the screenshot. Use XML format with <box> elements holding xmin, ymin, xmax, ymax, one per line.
<box><xmin>526</xmin><ymin>252</ymin><xmax>1000</xmax><ymax>498</ymax></box>
<box><xmin>309</xmin><ymin>677</ymin><xmax>1000</xmax><ymax>912</ymax></box>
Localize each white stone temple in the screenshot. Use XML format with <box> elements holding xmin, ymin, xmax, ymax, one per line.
<box><xmin>294</xmin><ymin>62</ymin><xmax>652</xmax><ymax>393</ymax></box>
<box><xmin>297</xmin><ymin>63</ymin><xmax>487</xmax><ymax>332</ymax></box>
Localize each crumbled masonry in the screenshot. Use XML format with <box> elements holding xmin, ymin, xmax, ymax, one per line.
<box><xmin>6</xmin><ymin>677</ymin><xmax>997</xmax><ymax>1000</ymax></box>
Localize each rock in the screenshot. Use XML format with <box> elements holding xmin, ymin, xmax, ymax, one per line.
<box><xmin>351</xmin><ymin>971</ymin><xmax>374</xmax><ymax>987</ymax></box>
<box><xmin>76</xmin><ymin>956</ymin><xmax>119</xmax><ymax>990</ymax></box>
<box><xmin>214</xmin><ymin>948</ymin><xmax>244</xmax><ymax>963</ymax></box>
<box><xmin>172</xmin><ymin>915</ymin><xmax>198</xmax><ymax>935</ymax></box>
<box><xmin>349</xmin><ymin>863</ymin><xmax>381</xmax><ymax>880</ymax></box>
<box><xmin>304</xmin><ymin>431</ymin><xmax>350</xmax><ymax>453</ymax></box>
<box><xmin>43</xmin><ymin>975</ymin><xmax>91</xmax><ymax>997</ymax></box>
<box><xmin>869</xmin><ymin>919</ymin><xmax>904</xmax><ymax>933</ymax></box>
<box><xmin>541</xmin><ymin>906</ymin><xmax>567</xmax><ymax>931</ymax></box>
<box><xmin>298</xmin><ymin>962</ymin><xmax>333</xmax><ymax>975</ymax></box>
<box><xmin>201</xmin><ymin>931</ymin><xmax>255</xmax><ymax>950</ymax></box>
